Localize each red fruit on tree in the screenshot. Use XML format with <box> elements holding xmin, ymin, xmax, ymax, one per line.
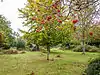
<box><xmin>52</xmin><ymin>4</ymin><xmax>57</xmax><ymax>9</ymax></box>
<box><xmin>47</xmin><ymin>16</ymin><xmax>52</xmax><ymax>21</ymax></box>
<box><xmin>57</xmin><ymin>9</ymin><xmax>60</xmax><ymax>12</ymax></box>
<box><xmin>32</xmin><ymin>17</ymin><xmax>36</xmax><ymax>21</ymax></box>
<box><xmin>89</xmin><ymin>32</ymin><xmax>93</xmax><ymax>36</ymax></box>
<box><xmin>36</xmin><ymin>29</ymin><xmax>40</xmax><ymax>32</ymax></box>
<box><xmin>72</xmin><ymin>20</ymin><xmax>78</xmax><ymax>24</ymax></box>
<box><xmin>57</xmin><ymin>19</ymin><xmax>62</xmax><ymax>23</ymax></box>
<box><xmin>41</xmin><ymin>20</ymin><xmax>45</xmax><ymax>24</ymax></box>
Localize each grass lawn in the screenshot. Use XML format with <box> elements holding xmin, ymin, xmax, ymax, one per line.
<box><xmin>0</xmin><ymin>49</ymin><xmax>99</xmax><ymax>75</ymax></box>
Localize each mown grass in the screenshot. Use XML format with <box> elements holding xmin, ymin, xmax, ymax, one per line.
<box><xmin>0</xmin><ymin>49</ymin><xmax>99</xmax><ymax>75</ymax></box>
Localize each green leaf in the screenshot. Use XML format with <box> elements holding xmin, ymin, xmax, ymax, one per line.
<box><xmin>48</xmin><ymin>0</ymin><xmax>52</xmax><ymax>5</ymax></box>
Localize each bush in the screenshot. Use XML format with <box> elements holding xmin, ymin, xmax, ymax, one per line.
<box><xmin>70</xmin><ymin>45</ymin><xmax>76</xmax><ymax>49</ymax></box>
<box><xmin>72</xmin><ymin>45</ymin><xmax>82</xmax><ymax>52</ymax></box>
<box><xmin>2</xmin><ymin>44</ymin><xmax>10</xmax><ymax>50</ymax></box>
<box><xmin>70</xmin><ymin>40</ymin><xmax>80</xmax><ymax>45</ymax></box>
<box><xmin>16</xmin><ymin>39</ymin><xmax>25</xmax><ymax>50</ymax></box>
<box><xmin>40</xmin><ymin>46</ymin><xmax>47</xmax><ymax>53</ymax></box>
<box><xmin>84</xmin><ymin>57</ymin><xmax>100</xmax><ymax>75</ymax></box>
<box><xmin>72</xmin><ymin>45</ymin><xmax>100</xmax><ymax>52</ymax></box>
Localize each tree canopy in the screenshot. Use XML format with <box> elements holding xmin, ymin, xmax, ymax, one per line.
<box><xmin>0</xmin><ymin>15</ymin><xmax>15</xmax><ymax>48</ymax></box>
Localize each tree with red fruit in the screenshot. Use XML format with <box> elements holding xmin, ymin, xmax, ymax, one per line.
<box><xmin>19</xmin><ymin>0</ymin><xmax>73</xmax><ymax>60</ymax></box>
<box><xmin>69</xmin><ymin>0</ymin><xmax>100</xmax><ymax>54</ymax></box>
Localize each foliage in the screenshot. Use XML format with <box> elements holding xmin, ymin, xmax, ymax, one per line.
<box><xmin>72</xmin><ymin>45</ymin><xmax>100</xmax><ymax>52</ymax></box>
<box><xmin>87</xmin><ymin>26</ymin><xmax>100</xmax><ymax>47</ymax></box>
<box><xmin>10</xmin><ymin>39</ymin><xmax>17</xmax><ymax>47</ymax></box>
<box><xmin>16</xmin><ymin>38</ymin><xmax>26</xmax><ymax>50</ymax></box>
<box><xmin>69</xmin><ymin>45</ymin><xmax>76</xmax><ymax>49</ymax></box>
<box><xmin>69</xmin><ymin>0</ymin><xmax>100</xmax><ymax>54</ymax></box>
<box><xmin>84</xmin><ymin>57</ymin><xmax>100</xmax><ymax>75</ymax></box>
<box><xmin>19</xmin><ymin>0</ymin><xmax>73</xmax><ymax>60</ymax></box>
<box><xmin>70</xmin><ymin>39</ymin><xmax>81</xmax><ymax>45</ymax></box>
<box><xmin>0</xmin><ymin>15</ymin><xmax>15</xmax><ymax>48</ymax></box>
<box><xmin>19</xmin><ymin>0</ymin><xmax>73</xmax><ymax>46</ymax></box>
<box><xmin>2</xmin><ymin>43</ymin><xmax>10</xmax><ymax>50</ymax></box>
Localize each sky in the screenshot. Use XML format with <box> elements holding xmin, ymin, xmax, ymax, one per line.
<box><xmin>0</xmin><ymin>0</ymin><xmax>27</xmax><ymax>32</ymax></box>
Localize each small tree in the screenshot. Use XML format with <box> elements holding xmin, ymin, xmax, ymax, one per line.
<box><xmin>19</xmin><ymin>0</ymin><xmax>72</xmax><ymax>60</ymax></box>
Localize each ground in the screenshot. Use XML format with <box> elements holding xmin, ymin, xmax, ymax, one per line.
<box><xmin>0</xmin><ymin>49</ymin><xmax>99</xmax><ymax>75</ymax></box>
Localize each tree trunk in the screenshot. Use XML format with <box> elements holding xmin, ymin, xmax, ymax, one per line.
<box><xmin>82</xmin><ymin>40</ymin><xmax>85</xmax><ymax>55</ymax></box>
<box><xmin>82</xmin><ymin>30</ymin><xmax>85</xmax><ymax>55</ymax></box>
<box><xmin>47</xmin><ymin>44</ymin><xmax>50</xmax><ymax>60</ymax></box>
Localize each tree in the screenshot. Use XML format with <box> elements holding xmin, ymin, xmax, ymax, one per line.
<box><xmin>19</xmin><ymin>0</ymin><xmax>73</xmax><ymax>60</ymax></box>
<box><xmin>0</xmin><ymin>15</ymin><xmax>15</xmax><ymax>48</ymax></box>
<box><xmin>64</xmin><ymin>0</ymin><xmax>100</xmax><ymax>54</ymax></box>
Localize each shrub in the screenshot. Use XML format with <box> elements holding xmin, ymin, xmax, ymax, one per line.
<box><xmin>10</xmin><ymin>40</ymin><xmax>17</xmax><ymax>47</ymax></box>
<box><xmin>40</xmin><ymin>46</ymin><xmax>47</xmax><ymax>53</ymax></box>
<box><xmin>70</xmin><ymin>45</ymin><xmax>76</xmax><ymax>49</ymax></box>
<box><xmin>70</xmin><ymin>40</ymin><xmax>80</xmax><ymax>45</ymax></box>
<box><xmin>72</xmin><ymin>45</ymin><xmax>83</xmax><ymax>52</ymax></box>
<box><xmin>3</xmin><ymin>43</ymin><xmax>10</xmax><ymax>50</ymax></box>
<box><xmin>84</xmin><ymin>57</ymin><xmax>100</xmax><ymax>75</ymax></box>
<box><xmin>72</xmin><ymin>45</ymin><xmax>99</xmax><ymax>52</ymax></box>
<box><xmin>16</xmin><ymin>39</ymin><xmax>25</xmax><ymax>50</ymax></box>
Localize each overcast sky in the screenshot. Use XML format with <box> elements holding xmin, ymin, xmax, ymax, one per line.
<box><xmin>0</xmin><ymin>0</ymin><xmax>27</xmax><ymax>32</ymax></box>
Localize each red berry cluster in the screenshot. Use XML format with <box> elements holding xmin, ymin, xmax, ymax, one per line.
<box><xmin>47</xmin><ymin>16</ymin><xmax>52</xmax><ymax>21</ymax></box>
<box><xmin>72</xmin><ymin>20</ymin><xmax>78</xmax><ymax>24</ymax></box>
<box><xmin>89</xmin><ymin>32</ymin><xmax>93</xmax><ymax>36</ymax></box>
<box><xmin>41</xmin><ymin>20</ymin><xmax>45</xmax><ymax>24</ymax></box>
<box><xmin>57</xmin><ymin>19</ymin><xmax>62</xmax><ymax>23</ymax></box>
<box><xmin>36</xmin><ymin>26</ymin><xmax>42</xmax><ymax>32</ymax></box>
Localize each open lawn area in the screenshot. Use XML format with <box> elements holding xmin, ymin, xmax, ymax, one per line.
<box><xmin>0</xmin><ymin>49</ymin><xmax>100</xmax><ymax>75</ymax></box>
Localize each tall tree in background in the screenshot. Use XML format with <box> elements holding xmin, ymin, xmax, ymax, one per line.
<box><xmin>63</xmin><ymin>0</ymin><xmax>100</xmax><ymax>54</ymax></box>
